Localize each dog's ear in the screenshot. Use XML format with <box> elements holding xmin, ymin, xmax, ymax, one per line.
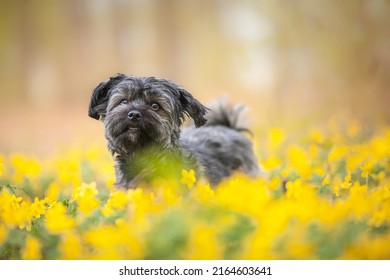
<box><xmin>178</xmin><ymin>88</ymin><xmax>208</xmax><ymax>127</ymax></box>
<box><xmin>88</xmin><ymin>73</ymin><xmax>127</xmax><ymax>120</ymax></box>
<box><xmin>160</xmin><ymin>79</ymin><xmax>208</xmax><ymax>127</ymax></box>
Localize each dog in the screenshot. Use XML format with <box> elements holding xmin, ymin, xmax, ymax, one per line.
<box><xmin>88</xmin><ymin>73</ymin><xmax>262</xmax><ymax>189</ymax></box>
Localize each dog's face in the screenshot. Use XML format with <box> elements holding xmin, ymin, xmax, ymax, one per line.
<box><xmin>88</xmin><ymin>74</ymin><xmax>207</xmax><ymax>155</ymax></box>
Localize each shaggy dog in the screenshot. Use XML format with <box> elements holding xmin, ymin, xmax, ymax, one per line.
<box><xmin>88</xmin><ymin>74</ymin><xmax>261</xmax><ymax>189</ymax></box>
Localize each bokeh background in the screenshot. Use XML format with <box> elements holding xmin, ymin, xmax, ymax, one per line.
<box><xmin>1</xmin><ymin>0</ymin><xmax>389</xmax><ymax>154</ymax></box>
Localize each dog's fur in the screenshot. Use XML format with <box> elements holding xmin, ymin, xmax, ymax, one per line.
<box><xmin>88</xmin><ymin>73</ymin><xmax>262</xmax><ymax>189</ymax></box>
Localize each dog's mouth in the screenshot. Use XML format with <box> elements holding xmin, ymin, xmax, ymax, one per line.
<box><xmin>127</xmin><ymin>125</ymin><xmax>141</xmax><ymax>133</ymax></box>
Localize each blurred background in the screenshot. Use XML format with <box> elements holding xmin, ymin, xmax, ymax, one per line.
<box><xmin>1</xmin><ymin>0</ymin><xmax>389</xmax><ymax>154</ymax></box>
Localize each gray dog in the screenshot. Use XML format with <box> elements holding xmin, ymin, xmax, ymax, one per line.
<box><xmin>88</xmin><ymin>73</ymin><xmax>261</xmax><ymax>189</ymax></box>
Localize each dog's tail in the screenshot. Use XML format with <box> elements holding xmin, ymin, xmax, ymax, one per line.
<box><xmin>203</xmin><ymin>100</ymin><xmax>251</xmax><ymax>134</ymax></box>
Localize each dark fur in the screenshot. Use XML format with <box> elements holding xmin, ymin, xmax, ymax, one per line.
<box><xmin>89</xmin><ymin>73</ymin><xmax>262</xmax><ymax>189</ymax></box>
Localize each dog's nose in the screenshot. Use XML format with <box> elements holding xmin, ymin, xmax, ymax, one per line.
<box><xmin>128</xmin><ymin>110</ymin><xmax>142</xmax><ymax>122</ymax></box>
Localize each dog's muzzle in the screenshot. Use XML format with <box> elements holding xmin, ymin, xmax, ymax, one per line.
<box><xmin>127</xmin><ymin>110</ymin><xmax>142</xmax><ymax>132</ymax></box>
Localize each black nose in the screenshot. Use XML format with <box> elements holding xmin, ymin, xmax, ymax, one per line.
<box><xmin>128</xmin><ymin>110</ymin><xmax>142</xmax><ymax>122</ymax></box>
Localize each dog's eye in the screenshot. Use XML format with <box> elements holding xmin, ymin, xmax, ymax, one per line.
<box><xmin>150</xmin><ymin>102</ymin><xmax>160</xmax><ymax>111</ymax></box>
<box><xmin>120</xmin><ymin>99</ymin><xmax>128</xmax><ymax>105</ymax></box>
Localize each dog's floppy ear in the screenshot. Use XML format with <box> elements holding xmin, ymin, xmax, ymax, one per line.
<box><xmin>88</xmin><ymin>73</ymin><xmax>127</xmax><ymax>120</ymax></box>
<box><xmin>160</xmin><ymin>79</ymin><xmax>208</xmax><ymax>127</ymax></box>
<box><xmin>178</xmin><ymin>88</ymin><xmax>208</xmax><ymax>127</ymax></box>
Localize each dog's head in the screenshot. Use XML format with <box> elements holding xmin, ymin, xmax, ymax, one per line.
<box><xmin>88</xmin><ymin>73</ymin><xmax>207</xmax><ymax>155</ymax></box>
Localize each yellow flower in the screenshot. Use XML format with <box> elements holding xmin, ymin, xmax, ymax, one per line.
<box><xmin>328</xmin><ymin>145</ymin><xmax>349</xmax><ymax>163</ymax></box>
<box><xmin>45</xmin><ymin>203</ymin><xmax>76</xmax><ymax>234</ymax></box>
<box><xmin>0</xmin><ymin>224</ymin><xmax>7</xmax><ymax>244</ymax></box>
<box><xmin>181</xmin><ymin>169</ymin><xmax>196</xmax><ymax>189</ymax></box>
<box><xmin>56</xmin><ymin>158</ymin><xmax>82</xmax><ymax>187</ymax></box>
<box><xmin>21</xmin><ymin>236</ymin><xmax>41</xmax><ymax>260</ymax></box>
<box><xmin>360</xmin><ymin>161</ymin><xmax>373</xmax><ymax>179</ymax></box>
<box><xmin>215</xmin><ymin>176</ymin><xmax>269</xmax><ymax>216</ymax></box>
<box><xmin>159</xmin><ymin>184</ymin><xmax>182</xmax><ymax>206</ymax></box>
<box><xmin>0</xmin><ymin>192</ymin><xmax>32</xmax><ymax>230</ymax></box>
<box><xmin>10</xmin><ymin>154</ymin><xmax>41</xmax><ymax>183</ymax></box>
<box><xmin>59</xmin><ymin>232</ymin><xmax>84</xmax><ymax>259</ymax></box>
<box><xmin>309</xmin><ymin>129</ymin><xmax>325</xmax><ymax>144</ymax></box>
<box><xmin>72</xmin><ymin>182</ymin><xmax>100</xmax><ymax>215</ymax></box>
<box><xmin>109</xmin><ymin>191</ymin><xmax>129</xmax><ymax>210</ymax></box>
<box><xmin>309</xmin><ymin>144</ymin><xmax>318</xmax><ymax>158</ymax></box>
<box><xmin>101</xmin><ymin>190</ymin><xmax>129</xmax><ymax>216</ymax></box>
<box><xmin>72</xmin><ymin>182</ymin><xmax>98</xmax><ymax>198</ymax></box>
<box><xmin>101</xmin><ymin>204</ymin><xmax>115</xmax><ymax>217</ymax></box>
<box><xmin>350</xmin><ymin>182</ymin><xmax>368</xmax><ymax>197</ymax></box>
<box><xmin>340</xmin><ymin>173</ymin><xmax>352</xmax><ymax>189</ymax></box>
<box><xmin>78</xmin><ymin>195</ymin><xmax>100</xmax><ymax>215</ymax></box>
<box><xmin>285</xmin><ymin>179</ymin><xmax>304</xmax><ymax>199</ymax></box>
<box><xmin>185</xmin><ymin>223</ymin><xmax>222</xmax><ymax>259</ymax></box>
<box><xmin>10</xmin><ymin>194</ymin><xmax>23</xmax><ymax>204</ymax></box>
<box><xmin>192</xmin><ymin>183</ymin><xmax>215</xmax><ymax>203</ymax></box>
<box><xmin>346</xmin><ymin>155</ymin><xmax>362</xmax><ymax>172</ymax></box>
<box><xmin>268</xmin><ymin>127</ymin><xmax>285</xmax><ymax>150</ymax></box>
<box><xmin>45</xmin><ymin>182</ymin><xmax>60</xmax><ymax>203</ymax></box>
<box><xmin>371</xmin><ymin>137</ymin><xmax>390</xmax><ymax>157</ymax></box>
<box><xmin>29</xmin><ymin>197</ymin><xmax>46</xmax><ymax>219</ymax></box>
<box><xmin>127</xmin><ymin>188</ymin><xmax>159</xmax><ymax>220</ymax></box>
<box><xmin>287</xmin><ymin>146</ymin><xmax>311</xmax><ymax>178</ymax></box>
<box><xmin>348</xmin><ymin>182</ymin><xmax>370</xmax><ymax>217</ymax></box>
<box><xmin>262</xmin><ymin>156</ymin><xmax>282</xmax><ymax>171</ymax></box>
<box><xmin>2</xmin><ymin>117</ymin><xmax>390</xmax><ymax>260</ymax></box>
<box><xmin>369</xmin><ymin>208</ymin><xmax>387</xmax><ymax>228</ymax></box>
<box><xmin>84</xmin><ymin>225</ymin><xmax>144</xmax><ymax>259</ymax></box>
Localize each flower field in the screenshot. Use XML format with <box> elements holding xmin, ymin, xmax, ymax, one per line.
<box><xmin>1</xmin><ymin>117</ymin><xmax>390</xmax><ymax>260</ymax></box>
